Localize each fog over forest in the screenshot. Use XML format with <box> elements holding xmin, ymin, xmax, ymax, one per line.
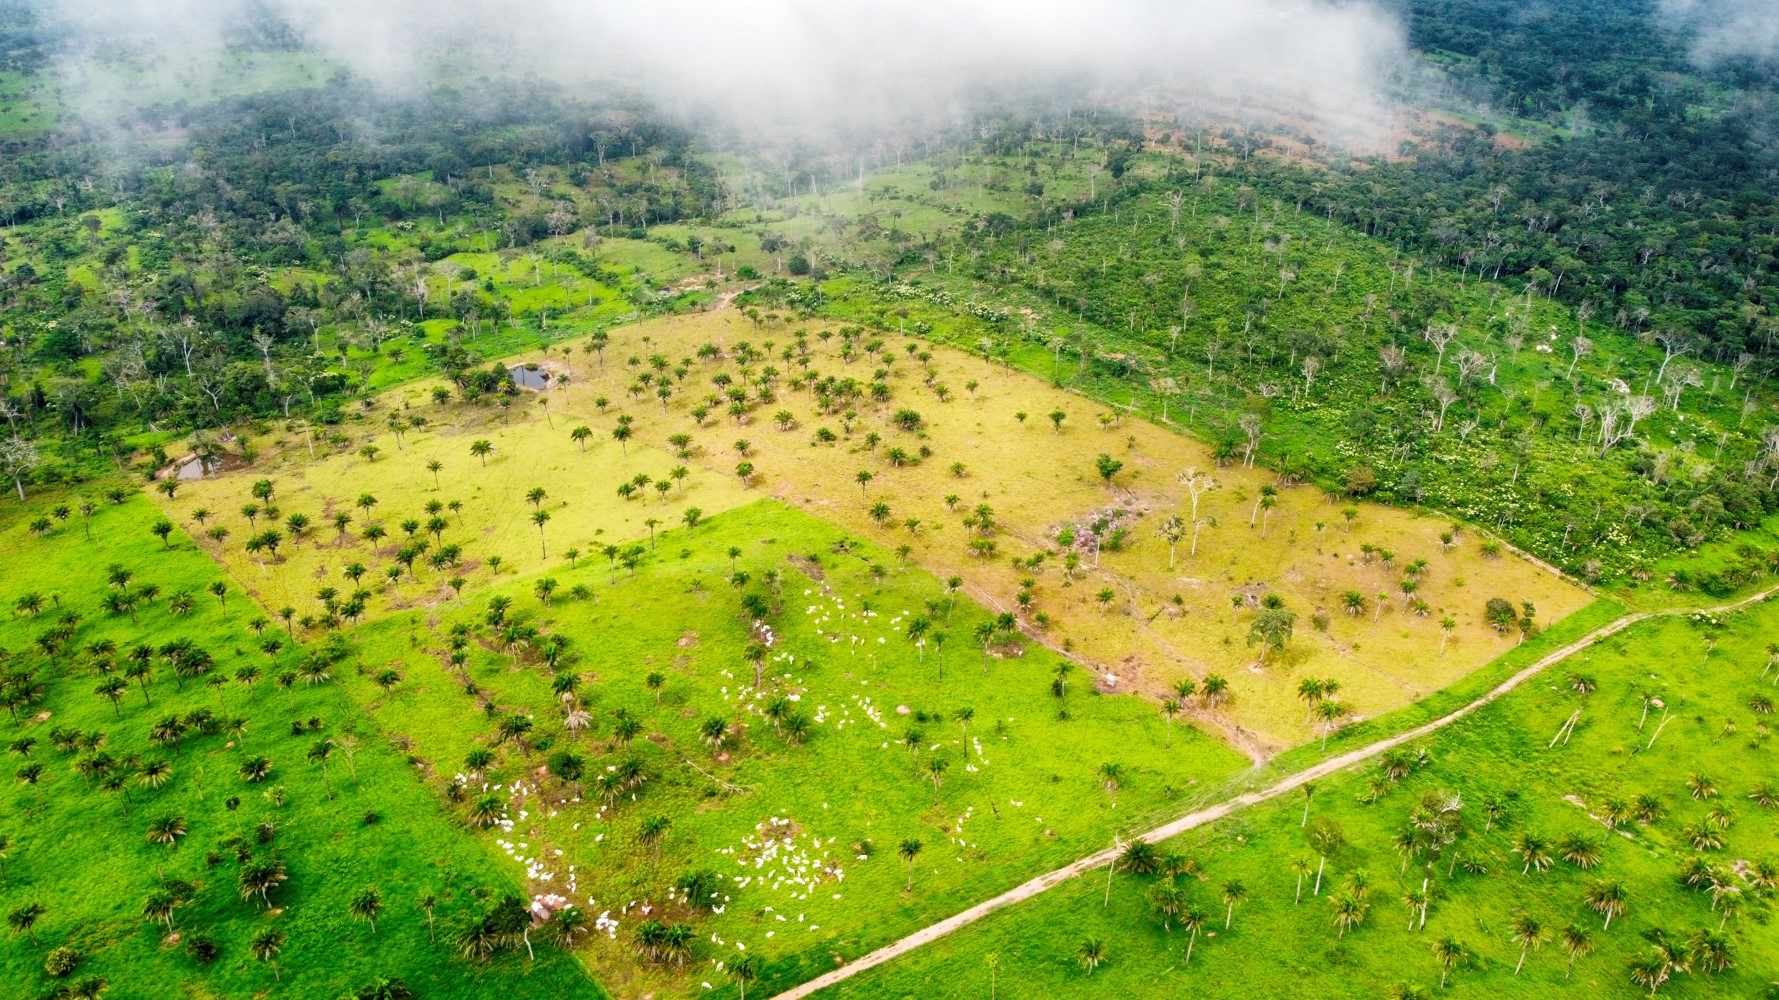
<box><xmin>47</xmin><ymin>0</ymin><xmax>1413</xmax><ymax>148</ymax></box>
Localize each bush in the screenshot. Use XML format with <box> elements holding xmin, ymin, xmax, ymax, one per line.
<box><xmin>44</xmin><ymin>946</ymin><xmax>81</xmax><ymax>978</ymax></box>
<box><xmin>1344</xmin><ymin>464</ymin><xmax>1378</xmax><ymax>496</ymax></box>
<box><xmin>1485</xmin><ymin>597</ymin><xmax>1517</xmax><ymax>633</ymax></box>
<box><xmin>186</xmin><ymin>935</ymin><xmax>220</xmax><ymax>963</ymax></box>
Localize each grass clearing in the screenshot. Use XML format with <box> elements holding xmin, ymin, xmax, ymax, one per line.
<box><xmin>334</xmin><ymin>499</ymin><xmax>1250</xmax><ymax>997</ymax></box>
<box><xmin>458</xmin><ymin>309</ymin><xmax>1590</xmax><ymax>751</ymax></box>
<box><xmin>0</xmin><ymin>493</ymin><xmax>595</xmax><ymax>998</ymax></box>
<box><xmin>825</xmin><ymin>596</ymin><xmax>1779</xmax><ymax>999</ymax></box>
<box><xmin>154</xmin><ymin>383</ymin><xmax>756</xmax><ymax>623</ymax></box>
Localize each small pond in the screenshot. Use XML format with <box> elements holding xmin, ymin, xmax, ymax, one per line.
<box><xmin>175</xmin><ymin>457</ymin><xmax>217</xmax><ymax>480</ymax></box>
<box><xmin>510</xmin><ymin>365</ymin><xmax>552</xmax><ymax>390</ymax></box>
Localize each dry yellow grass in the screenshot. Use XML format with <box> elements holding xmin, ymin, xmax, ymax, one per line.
<box><xmin>155</xmin><ymin>388</ymin><xmax>755</xmax><ymax>622</ymax></box>
<box><xmin>154</xmin><ymin>307</ymin><xmax>1588</xmax><ymax>751</ymax></box>
<box><xmin>509</xmin><ymin>310</ymin><xmax>1588</xmax><ymax>751</ymax></box>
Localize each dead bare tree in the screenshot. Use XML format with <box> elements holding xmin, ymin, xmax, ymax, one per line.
<box><xmin>1425</xmin><ymin>376</ymin><xmax>1458</xmax><ymax>433</ymax></box>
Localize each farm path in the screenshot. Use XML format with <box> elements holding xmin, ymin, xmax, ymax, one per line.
<box><xmin>773</xmin><ymin>583</ymin><xmax>1779</xmax><ymax>999</ymax></box>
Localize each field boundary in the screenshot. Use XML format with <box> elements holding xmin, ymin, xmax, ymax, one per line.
<box><xmin>773</xmin><ymin>583</ymin><xmax>1779</xmax><ymax>999</ymax></box>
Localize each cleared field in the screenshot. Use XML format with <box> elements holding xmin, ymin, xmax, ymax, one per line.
<box><xmin>0</xmin><ymin>493</ymin><xmax>593</xmax><ymax>998</ymax></box>
<box><xmin>461</xmin><ymin>310</ymin><xmax>1591</xmax><ymax>752</ymax></box>
<box><xmin>822</xmin><ymin>597</ymin><xmax>1779</xmax><ymax>999</ymax></box>
<box><xmin>153</xmin><ymin>387</ymin><xmax>756</xmax><ymax>624</ymax></box>
<box><xmin>155</xmin><ymin>306</ymin><xmax>1591</xmax><ymax>751</ymax></box>
<box><xmin>336</xmin><ymin>499</ymin><xmax>1249</xmax><ymax>997</ymax></box>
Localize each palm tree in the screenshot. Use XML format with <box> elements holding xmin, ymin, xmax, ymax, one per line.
<box><xmin>238</xmin><ymin>857</ymin><xmax>287</xmax><ymax>907</ymax></box>
<box><xmin>1584</xmin><ymin>879</ymin><xmax>1628</xmax><ymax>928</ymax></box>
<box><xmin>1148</xmin><ymin>880</ymin><xmax>1186</xmax><ymax>931</ymax></box>
<box><xmin>1222</xmin><ymin>880</ymin><xmax>1246</xmax><ymax>928</ymax></box>
<box><xmin>1181</xmin><ymin>903</ymin><xmax>1209</xmax><ymax>963</ymax></box>
<box><xmin>142</xmin><ymin>891</ymin><xmax>178</xmax><ymax>932</ymax></box>
<box><xmin>1687</xmin><ymin>928</ymin><xmax>1732</xmax><ymax>974</ymax></box>
<box><xmin>1433</xmin><ymin>936</ymin><xmax>1465</xmax><ymax>987</ymax></box>
<box><xmin>1314</xmin><ymin>699</ymin><xmax>1347</xmax><ymax>748</ymax></box>
<box><xmin>307</xmin><ymin>738</ymin><xmax>334</xmax><ymax>794</ymax></box>
<box><xmin>470</xmin><ymin>440</ymin><xmax>493</xmax><ymax>465</ymax></box>
<box><xmin>923</xmin><ymin>754</ymin><xmax>949</xmax><ymax>792</ymax></box>
<box><xmin>250</xmin><ymin>928</ymin><xmax>286</xmax><ymax>980</ymax></box>
<box><xmin>1514</xmin><ymin>832</ymin><xmax>1553</xmax><ymax>874</ymax></box>
<box><xmin>898</xmin><ymin>837</ymin><xmax>923</xmax><ymax>890</ymax></box>
<box><xmin>1075</xmin><ymin>936</ymin><xmax>1106</xmax><ymax>975</ymax></box>
<box><xmin>1402</xmin><ymin>887</ymin><xmax>1428</xmax><ymax>930</ymax></box>
<box><xmin>470</xmin><ymin>796</ymin><xmax>505</xmax><ymax>829</ymax></box>
<box><xmin>1290</xmin><ymin>857</ymin><xmax>1312</xmax><ymax>904</ymax></box>
<box><xmin>531</xmin><ymin>509</ymin><xmax>551</xmax><ymax>557</ymax></box>
<box><xmin>1560</xmin><ymin>924</ymin><xmax>1593</xmax><ymax>980</ymax></box>
<box><xmin>145</xmin><ymin>814</ymin><xmax>187</xmax><ymax>848</ymax></box>
<box><xmin>1628</xmin><ymin>954</ymin><xmax>1671</xmax><ymax>995</ymax></box>
<box><xmin>570</xmin><ymin>425</ymin><xmax>592</xmax><ymax>451</ymax></box>
<box><xmin>637</xmin><ymin>814</ymin><xmax>671</xmax><ymax>864</ymax></box>
<box><xmin>95</xmin><ymin>676</ymin><xmax>127</xmax><ymax>716</ymax></box>
<box><xmin>1331</xmin><ymin>893</ymin><xmax>1368</xmax><ymax>937</ymax></box>
<box><xmin>7</xmin><ymin>901</ymin><xmax>45</xmax><ymax>942</ymax></box>
<box><xmin>1306</xmin><ymin>819</ymin><xmax>1344</xmax><ymax>895</ymax></box>
<box><xmin>137</xmin><ymin>758</ymin><xmax>172</xmax><ymax>789</ymax></box>
<box><xmin>350</xmin><ymin>886</ymin><xmax>384</xmax><ymax>933</ymax></box>
<box><xmin>1510</xmin><ymin>913</ymin><xmax>1546</xmax><ymax>974</ymax></box>
<box><xmin>730</xmin><ymin>954</ymin><xmax>761</xmax><ymax>1000</ymax></box>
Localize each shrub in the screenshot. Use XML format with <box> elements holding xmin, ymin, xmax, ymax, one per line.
<box><xmin>44</xmin><ymin>946</ymin><xmax>81</xmax><ymax>978</ymax></box>
<box><xmin>1484</xmin><ymin>597</ymin><xmax>1517</xmax><ymax>633</ymax></box>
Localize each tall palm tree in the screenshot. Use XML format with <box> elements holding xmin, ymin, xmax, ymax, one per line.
<box><xmin>145</xmin><ymin>814</ymin><xmax>187</xmax><ymax>848</ymax></box>
<box><xmin>1290</xmin><ymin>857</ymin><xmax>1312</xmax><ymax>904</ymax></box>
<box><xmin>1402</xmin><ymin>887</ymin><xmax>1428</xmax><ymax>930</ymax></box>
<box><xmin>1584</xmin><ymin>880</ymin><xmax>1628</xmax><ymax>928</ymax></box>
<box><xmin>1180</xmin><ymin>903</ymin><xmax>1208</xmax><ymax>963</ymax></box>
<box><xmin>730</xmin><ymin>954</ymin><xmax>761</xmax><ymax>1000</ymax></box>
<box><xmin>1510</xmin><ymin>913</ymin><xmax>1546</xmax><ymax>974</ymax></box>
<box><xmin>470</xmin><ymin>440</ymin><xmax>494</xmax><ymax>465</ymax></box>
<box><xmin>1222</xmin><ymin>880</ymin><xmax>1246</xmax><ymax>928</ymax></box>
<box><xmin>251</xmin><ymin>928</ymin><xmax>286</xmax><ymax>979</ymax></box>
<box><xmin>1560</xmin><ymin>924</ymin><xmax>1593</xmax><ymax>980</ymax></box>
<box><xmin>1331</xmin><ymin>893</ymin><xmax>1368</xmax><ymax>938</ymax></box>
<box><xmin>531</xmin><ymin>510</ymin><xmax>551</xmax><ymax>557</ymax></box>
<box><xmin>1433</xmin><ymin>936</ymin><xmax>1465</xmax><ymax>987</ymax></box>
<box><xmin>95</xmin><ymin>676</ymin><xmax>127</xmax><ymax>716</ymax></box>
<box><xmin>898</xmin><ymin>838</ymin><xmax>923</xmax><ymax>890</ymax></box>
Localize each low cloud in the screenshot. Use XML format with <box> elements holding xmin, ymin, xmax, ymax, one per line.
<box><xmin>41</xmin><ymin>0</ymin><xmax>1410</xmax><ymax>151</ymax></box>
<box><xmin>1660</xmin><ymin>0</ymin><xmax>1779</xmax><ymax>67</ymax></box>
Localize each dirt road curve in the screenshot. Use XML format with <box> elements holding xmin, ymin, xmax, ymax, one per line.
<box><xmin>772</xmin><ymin>586</ymin><xmax>1777</xmax><ymax>999</ymax></box>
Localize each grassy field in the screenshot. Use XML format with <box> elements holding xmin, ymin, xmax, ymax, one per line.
<box><xmin>155</xmin><ymin>308</ymin><xmax>1590</xmax><ymax>752</ymax></box>
<box><xmin>158</xmin><ymin>377</ymin><xmax>756</xmax><ymax>622</ymax></box>
<box><xmin>0</xmin><ymin>69</ymin><xmax>53</xmax><ymax>136</ymax></box>
<box><xmin>332</xmin><ymin>499</ymin><xmax>1249</xmax><ymax>997</ymax></box>
<box><xmin>0</xmin><ymin>492</ymin><xmax>596</xmax><ymax>998</ymax></box>
<box><xmin>826</xmin><ymin>595</ymin><xmax>1779</xmax><ymax>999</ymax></box>
<box><xmin>431</xmin><ymin>311</ymin><xmax>1587</xmax><ymax>751</ymax></box>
